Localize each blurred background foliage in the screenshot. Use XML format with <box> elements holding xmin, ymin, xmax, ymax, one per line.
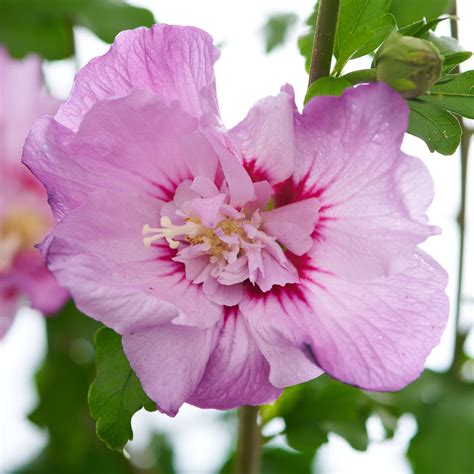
<box><xmin>1</xmin><ymin>0</ymin><xmax>473</xmax><ymax>473</ymax></box>
<box><xmin>0</xmin><ymin>0</ymin><xmax>154</xmax><ymax>59</ymax></box>
<box><xmin>15</xmin><ymin>304</ymin><xmax>176</xmax><ymax>474</ymax></box>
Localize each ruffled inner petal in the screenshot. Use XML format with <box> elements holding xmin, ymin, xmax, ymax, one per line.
<box><xmin>261</xmin><ymin>197</ymin><xmax>320</xmax><ymax>256</ymax></box>
<box><xmin>228</xmin><ymin>87</ymin><xmax>296</xmax><ymax>185</ymax></box>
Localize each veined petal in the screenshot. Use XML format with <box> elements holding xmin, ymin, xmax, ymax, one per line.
<box><xmin>255</xmin><ymin>253</ymin><xmax>299</xmax><ymax>292</ymax></box>
<box><xmin>189</xmin><ymin>311</ymin><xmax>281</xmax><ymax>409</ymax></box>
<box><xmin>0</xmin><ymin>47</ymin><xmax>60</xmax><ymax>162</ymax></box>
<box><xmin>261</xmin><ymin>197</ymin><xmax>320</xmax><ymax>255</ymax></box>
<box><xmin>200</xmin><ymin>119</ymin><xmax>256</xmax><ymax>208</ymax></box>
<box><xmin>190</xmin><ymin>194</ymin><xmax>226</xmax><ymax>227</ymax></box>
<box><xmin>55</xmin><ymin>24</ymin><xmax>220</xmax><ymax>130</ymax></box>
<box><xmin>241</xmin><ymin>288</ymin><xmax>324</xmax><ymax>387</ymax></box>
<box><xmin>300</xmin><ymin>250</ymin><xmax>449</xmax><ymax>390</ymax></box>
<box><xmin>123</xmin><ymin>323</ymin><xmax>218</xmax><ymax>416</ymax></box>
<box><xmin>229</xmin><ymin>86</ymin><xmax>296</xmax><ymax>185</ymax></box>
<box><xmin>203</xmin><ymin>277</ymin><xmax>244</xmax><ymax>306</ymax></box>
<box><xmin>44</xmin><ymin>190</ymin><xmax>222</xmax><ymax>332</ymax></box>
<box><xmin>11</xmin><ymin>252</ymin><xmax>68</xmax><ymax>315</ymax></box>
<box><xmin>276</xmin><ymin>83</ymin><xmax>438</xmax><ymax>280</ymax></box>
<box><xmin>23</xmin><ymin>90</ymin><xmax>218</xmax><ymax>221</ymax></box>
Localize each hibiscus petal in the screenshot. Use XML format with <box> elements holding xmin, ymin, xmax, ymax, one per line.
<box><xmin>12</xmin><ymin>252</ymin><xmax>68</xmax><ymax>315</ymax></box>
<box><xmin>172</xmin><ymin>180</ymin><xmax>200</xmax><ymax>209</ymax></box>
<box><xmin>54</xmin><ymin>24</ymin><xmax>220</xmax><ymax>130</ymax></box>
<box><xmin>190</xmin><ymin>194</ymin><xmax>226</xmax><ymax>227</ymax></box>
<box><xmin>255</xmin><ymin>252</ymin><xmax>299</xmax><ymax>292</ymax></box>
<box><xmin>229</xmin><ymin>87</ymin><xmax>295</xmax><ymax>185</ymax></box>
<box><xmin>301</xmin><ymin>250</ymin><xmax>448</xmax><ymax>390</ymax></box>
<box><xmin>123</xmin><ymin>323</ymin><xmax>217</xmax><ymax>416</ymax></box>
<box><xmin>279</xmin><ymin>83</ymin><xmax>439</xmax><ymax>280</ymax></box>
<box><xmin>0</xmin><ymin>289</ymin><xmax>17</xmax><ymax>338</ymax></box>
<box><xmin>200</xmin><ymin>121</ymin><xmax>256</xmax><ymax>208</ymax></box>
<box><xmin>246</xmin><ymin>181</ymin><xmax>272</xmax><ymax>213</ymax></box>
<box><xmin>241</xmin><ymin>290</ymin><xmax>324</xmax><ymax>387</ymax></box>
<box><xmin>188</xmin><ymin>312</ymin><xmax>281</xmax><ymax>409</ymax></box>
<box><xmin>190</xmin><ymin>176</ymin><xmax>220</xmax><ymax>197</ymax></box>
<box><xmin>203</xmin><ymin>277</ymin><xmax>244</xmax><ymax>306</ymax></box>
<box><xmin>45</xmin><ymin>189</ymin><xmax>222</xmax><ymax>332</ymax></box>
<box><xmin>23</xmin><ymin>90</ymin><xmax>218</xmax><ymax>221</ymax></box>
<box><xmin>261</xmin><ymin>197</ymin><xmax>320</xmax><ymax>255</ymax></box>
<box><xmin>0</xmin><ymin>47</ymin><xmax>60</xmax><ymax>162</ymax></box>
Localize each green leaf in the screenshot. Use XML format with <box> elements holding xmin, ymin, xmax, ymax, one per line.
<box><xmin>133</xmin><ymin>433</ymin><xmax>177</xmax><ymax>474</ymax></box>
<box><xmin>421</xmin><ymin>71</ymin><xmax>474</xmax><ymax>118</ymax></box>
<box><xmin>398</xmin><ymin>19</ymin><xmax>428</xmax><ymax>36</ymax></box>
<box><xmin>408</xmin><ymin>99</ymin><xmax>461</xmax><ymax>154</ymax></box>
<box><xmin>390</xmin><ymin>0</ymin><xmax>453</xmax><ymax>27</ymax></box>
<box><xmin>443</xmin><ymin>52</ymin><xmax>472</xmax><ymax>68</ymax></box>
<box><xmin>352</xmin><ymin>13</ymin><xmax>396</xmax><ymax>59</ymax></box>
<box><xmin>371</xmin><ymin>370</ymin><xmax>474</xmax><ymax>474</ymax></box>
<box><xmin>0</xmin><ymin>0</ymin><xmax>155</xmax><ymax>59</ymax></box>
<box><xmin>89</xmin><ymin>327</ymin><xmax>156</xmax><ymax>451</ymax></box>
<box><xmin>262</xmin><ymin>13</ymin><xmax>298</xmax><ymax>53</ymax></box>
<box><xmin>263</xmin><ymin>376</ymin><xmax>372</xmax><ymax>454</ymax></box>
<box><xmin>23</xmin><ymin>303</ymin><xmax>134</xmax><ymax>473</ymax></box>
<box><xmin>260</xmin><ymin>448</ymin><xmax>313</xmax><ymax>474</ymax></box>
<box><xmin>334</xmin><ymin>0</ymin><xmax>395</xmax><ymax>74</ymax></box>
<box><xmin>305</xmin><ymin>77</ymin><xmax>352</xmax><ymax>104</ymax></box>
<box><xmin>397</xmin><ymin>16</ymin><xmax>452</xmax><ymax>40</ymax></box>
<box><xmin>0</xmin><ymin>1</ymin><xmax>74</xmax><ymax>60</ymax></box>
<box><xmin>220</xmin><ymin>447</ymin><xmax>314</xmax><ymax>474</ymax></box>
<box><xmin>408</xmin><ymin>381</ymin><xmax>474</xmax><ymax>474</ymax></box>
<box><xmin>410</xmin><ymin>16</ymin><xmax>452</xmax><ymax>38</ymax></box>
<box><xmin>373</xmin><ymin>370</ymin><xmax>474</xmax><ymax>474</ymax></box>
<box><xmin>76</xmin><ymin>0</ymin><xmax>154</xmax><ymax>44</ymax></box>
<box><xmin>428</xmin><ymin>32</ymin><xmax>472</xmax><ymax>69</ymax></box>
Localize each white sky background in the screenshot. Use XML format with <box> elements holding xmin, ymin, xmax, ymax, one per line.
<box><xmin>1</xmin><ymin>0</ymin><xmax>473</xmax><ymax>472</ymax></box>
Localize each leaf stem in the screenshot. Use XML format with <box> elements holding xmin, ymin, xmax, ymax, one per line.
<box><xmin>234</xmin><ymin>406</ymin><xmax>261</xmax><ymax>474</ymax></box>
<box><xmin>308</xmin><ymin>0</ymin><xmax>341</xmax><ymax>86</ymax></box>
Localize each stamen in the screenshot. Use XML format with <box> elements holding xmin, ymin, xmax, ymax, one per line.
<box><xmin>142</xmin><ymin>213</ymin><xmax>254</xmax><ymax>258</ymax></box>
<box><xmin>142</xmin><ymin>216</ymin><xmax>202</xmax><ymax>249</ymax></box>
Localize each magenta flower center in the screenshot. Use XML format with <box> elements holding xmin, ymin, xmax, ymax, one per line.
<box><xmin>141</xmin><ymin>177</ymin><xmax>300</xmax><ymax>301</ymax></box>
<box><xmin>143</xmin><ymin>214</ymin><xmax>254</xmax><ymax>256</ymax></box>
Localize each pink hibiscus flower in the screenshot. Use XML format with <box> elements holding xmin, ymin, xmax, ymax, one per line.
<box><xmin>0</xmin><ymin>47</ymin><xmax>68</xmax><ymax>337</ymax></box>
<box><xmin>23</xmin><ymin>25</ymin><xmax>449</xmax><ymax>415</ymax></box>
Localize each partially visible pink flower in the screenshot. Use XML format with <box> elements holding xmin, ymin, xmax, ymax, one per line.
<box><xmin>23</xmin><ymin>25</ymin><xmax>449</xmax><ymax>415</ymax></box>
<box><xmin>0</xmin><ymin>47</ymin><xmax>68</xmax><ymax>336</ymax></box>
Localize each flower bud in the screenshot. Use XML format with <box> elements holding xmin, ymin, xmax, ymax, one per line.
<box><xmin>375</xmin><ymin>32</ymin><xmax>443</xmax><ymax>98</ymax></box>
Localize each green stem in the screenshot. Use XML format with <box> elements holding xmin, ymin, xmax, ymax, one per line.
<box><xmin>451</xmin><ymin>126</ymin><xmax>471</xmax><ymax>373</ymax></box>
<box><xmin>234</xmin><ymin>406</ymin><xmax>261</xmax><ymax>474</ymax></box>
<box><xmin>341</xmin><ymin>68</ymin><xmax>377</xmax><ymax>85</ymax></box>
<box><xmin>449</xmin><ymin>0</ymin><xmax>471</xmax><ymax>374</ymax></box>
<box><xmin>308</xmin><ymin>0</ymin><xmax>341</xmax><ymax>86</ymax></box>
